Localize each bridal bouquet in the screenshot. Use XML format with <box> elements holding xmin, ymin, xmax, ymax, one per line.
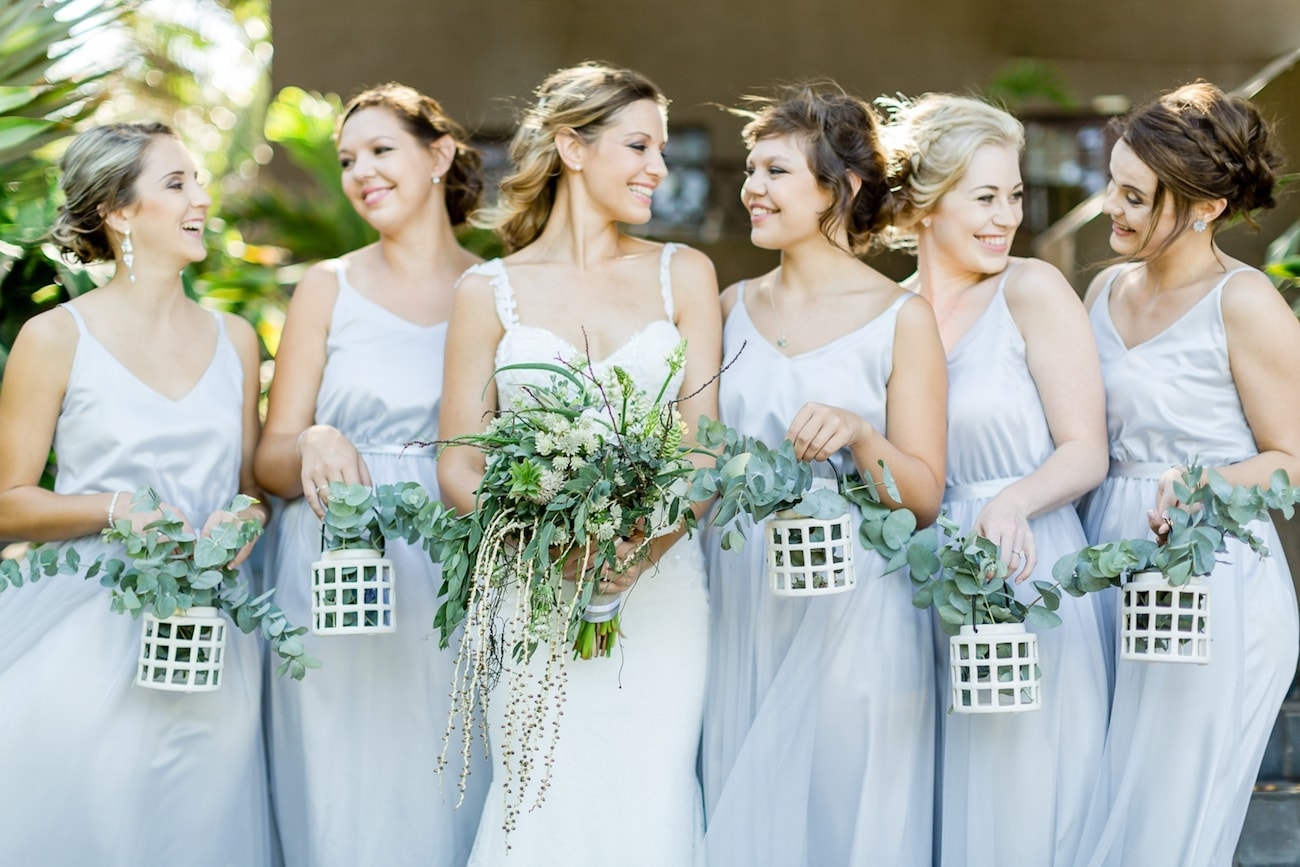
<box><xmin>431</xmin><ymin>339</ymin><xmax>699</xmax><ymax>827</ymax></box>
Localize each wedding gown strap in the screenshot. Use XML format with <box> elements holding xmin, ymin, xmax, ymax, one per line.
<box><xmin>462</xmin><ymin>259</ymin><xmax>519</xmax><ymax>331</ymax></box>
<box><xmin>658</xmin><ymin>243</ymin><xmax>679</xmax><ymax>320</ymax></box>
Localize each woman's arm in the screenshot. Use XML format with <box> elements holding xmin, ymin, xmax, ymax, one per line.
<box><xmin>1156</xmin><ymin>269</ymin><xmax>1300</xmax><ymax>500</ymax></box>
<box><xmin>254</xmin><ymin>262</ymin><xmax>370</xmax><ymax>517</ymax></box>
<box><xmin>785</xmin><ymin>293</ymin><xmax>948</xmax><ymax>525</ymax></box>
<box><xmin>200</xmin><ymin>314</ymin><xmax>271</xmax><ymax>565</ymax></box>
<box><xmin>979</xmin><ymin>259</ymin><xmax>1109</xmax><ymax>578</ymax></box>
<box><xmin>436</xmin><ymin>272</ymin><xmax>507</xmax><ymax>514</ymax></box>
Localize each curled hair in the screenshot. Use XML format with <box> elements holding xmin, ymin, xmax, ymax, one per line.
<box><xmin>338</xmin><ymin>82</ymin><xmax>484</xmax><ymax>226</ymax></box>
<box><xmin>877</xmin><ymin>94</ymin><xmax>1024</xmax><ymax>251</ymax></box>
<box><xmin>1114</xmin><ymin>79</ymin><xmax>1281</xmax><ymax>261</ymax></box>
<box><xmin>50</xmin><ymin>122</ymin><xmax>175</xmax><ymax>264</ymax></box>
<box><xmin>475</xmin><ymin>61</ymin><xmax>668</xmax><ymax>252</ymax></box>
<box><xmin>735</xmin><ymin>81</ymin><xmax>891</xmax><ymax>255</ymax></box>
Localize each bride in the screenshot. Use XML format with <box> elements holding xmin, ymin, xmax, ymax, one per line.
<box><xmin>437</xmin><ymin>62</ymin><xmax>721</xmax><ymax>866</ymax></box>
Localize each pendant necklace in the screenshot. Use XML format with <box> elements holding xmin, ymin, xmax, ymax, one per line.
<box><xmin>766</xmin><ymin>282</ymin><xmax>819</xmax><ymax>349</ymax></box>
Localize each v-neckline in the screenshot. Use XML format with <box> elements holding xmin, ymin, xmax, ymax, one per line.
<box><xmin>1102</xmin><ymin>272</ymin><xmax>1224</xmax><ymax>353</ymax></box>
<box><xmin>737</xmin><ymin>286</ymin><xmax>904</xmax><ymax>361</ymax></box>
<box><xmin>80</xmin><ymin>315</ymin><xmax>222</xmax><ymax>403</ymax></box>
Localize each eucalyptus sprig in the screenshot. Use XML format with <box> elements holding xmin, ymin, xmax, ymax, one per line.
<box><xmin>904</xmin><ymin>515</ymin><xmax>1086</xmax><ymax>635</ymax></box>
<box><xmin>0</xmin><ymin>487</ymin><xmax>319</xmax><ymax>680</ymax></box>
<box><xmin>320</xmin><ymin>480</ymin><xmax>440</xmax><ymax>554</ymax></box>
<box><xmin>1053</xmin><ymin>465</ymin><xmax>1299</xmax><ymax>590</ymax></box>
<box><xmin>690</xmin><ymin>417</ymin><xmax>851</xmax><ymax>550</ymax></box>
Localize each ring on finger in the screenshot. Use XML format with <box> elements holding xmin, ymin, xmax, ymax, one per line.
<box><xmin>1013</xmin><ymin>549</ymin><xmax>1026</xmax><ymax>560</ymax></box>
<box><xmin>316</xmin><ymin>484</ymin><xmax>330</xmax><ymax>494</ymax></box>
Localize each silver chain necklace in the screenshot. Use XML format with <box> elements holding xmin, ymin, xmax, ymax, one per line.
<box><xmin>766</xmin><ymin>283</ymin><xmax>819</xmax><ymax>349</ymax></box>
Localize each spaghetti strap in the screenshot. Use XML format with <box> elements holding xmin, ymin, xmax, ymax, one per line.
<box><xmin>58</xmin><ymin>302</ymin><xmax>89</xmax><ymax>334</ymax></box>
<box><xmin>658</xmin><ymin>243</ymin><xmax>679</xmax><ymax>320</ymax></box>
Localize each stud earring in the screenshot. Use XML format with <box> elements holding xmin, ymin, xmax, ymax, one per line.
<box><xmin>921</xmin><ymin>217</ymin><xmax>931</xmax><ymax>228</ymax></box>
<box><xmin>431</xmin><ymin>174</ymin><xmax>442</xmax><ymax>185</ymax></box>
<box><xmin>1192</xmin><ymin>218</ymin><xmax>1207</xmax><ymax>233</ymax></box>
<box><xmin>121</xmin><ymin>226</ymin><xmax>135</xmax><ymax>283</ymax></box>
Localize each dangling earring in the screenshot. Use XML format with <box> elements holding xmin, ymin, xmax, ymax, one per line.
<box><xmin>121</xmin><ymin>226</ymin><xmax>136</xmax><ymax>283</ymax></box>
<box><xmin>431</xmin><ymin>174</ymin><xmax>442</xmax><ymax>185</ymax></box>
<box><xmin>1192</xmin><ymin>218</ymin><xmax>1207</xmax><ymax>233</ymax></box>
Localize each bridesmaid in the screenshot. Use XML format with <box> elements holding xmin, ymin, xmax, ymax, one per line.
<box><xmin>1077</xmin><ymin>80</ymin><xmax>1299</xmax><ymax>867</ymax></box>
<box><xmin>0</xmin><ymin>123</ymin><xmax>273</xmax><ymax>864</ymax></box>
<box><xmin>882</xmin><ymin>93</ymin><xmax>1110</xmax><ymax>866</ymax></box>
<box><xmin>702</xmin><ymin>82</ymin><xmax>947</xmax><ymax>867</ymax></box>
<box><xmin>254</xmin><ymin>83</ymin><xmax>487</xmax><ymax>866</ymax></box>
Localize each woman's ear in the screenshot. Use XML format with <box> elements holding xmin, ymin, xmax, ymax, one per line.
<box><xmin>555</xmin><ymin>127</ymin><xmax>586</xmax><ymax>173</ymax></box>
<box><xmin>1197</xmin><ymin>196</ymin><xmax>1229</xmax><ymax>225</ymax></box>
<box><xmin>846</xmin><ymin>171</ymin><xmax>862</xmax><ymax>199</ymax></box>
<box><xmin>428</xmin><ymin>135</ymin><xmax>457</xmax><ymax>179</ymax></box>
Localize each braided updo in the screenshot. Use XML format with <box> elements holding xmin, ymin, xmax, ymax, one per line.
<box><xmin>1116</xmin><ymin>80</ymin><xmax>1281</xmax><ymax>259</ymax></box>
<box><xmin>50</xmin><ymin>122</ymin><xmax>175</xmax><ymax>264</ymax></box>
<box><xmin>736</xmin><ymin>81</ymin><xmax>892</xmax><ymax>255</ymax></box>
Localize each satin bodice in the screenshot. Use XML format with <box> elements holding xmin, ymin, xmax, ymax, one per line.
<box><xmin>1091</xmin><ymin>266</ymin><xmax>1257</xmax><ymax>466</ymax></box>
<box><xmin>53</xmin><ymin>304</ymin><xmax>242</xmax><ymax>523</ymax></box>
<box><xmin>315</xmin><ymin>259</ymin><xmax>447</xmax><ymax>449</ymax></box>
<box><xmin>719</xmin><ymin>286</ymin><xmax>906</xmax><ymax>480</ymax></box>
<box><xmin>466</xmin><ymin>244</ymin><xmax>686</xmax><ymax>407</ymax></box>
<box><xmin>944</xmin><ymin>264</ymin><xmax>1055</xmax><ymax>490</ymax></box>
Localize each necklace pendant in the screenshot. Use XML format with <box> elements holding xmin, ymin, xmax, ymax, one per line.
<box><xmin>776</xmin><ymin>336</ymin><xmax>788</xmax><ymax>348</ymax></box>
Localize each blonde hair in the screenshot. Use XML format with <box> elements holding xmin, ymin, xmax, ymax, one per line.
<box><xmin>474</xmin><ymin>61</ymin><xmax>668</xmax><ymax>252</ymax></box>
<box><xmin>338</xmin><ymin>83</ymin><xmax>483</xmax><ymax>226</ymax></box>
<box><xmin>878</xmin><ymin>94</ymin><xmax>1024</xmax><ymax>250</ymax></box>
<box><xmin>50</xmin><ymin>122</ymin><xmax>175</xmax><ymax>263</ymax></box>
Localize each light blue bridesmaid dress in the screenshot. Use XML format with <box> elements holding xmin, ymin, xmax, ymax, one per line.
<box><xmin>1076</xmin><ymin>265</ymin><xmax>1299</xmax><ymax>867</ymax></box>
<box><xmin>934</xmin><ymin>263</ymin><xmax>1110</xmax><ymax>867</ymax></box>
<box><xmin>265</xmin><ymin>260</ymin><xmax>487</xmax><ymax>867</ymax></box>
<box><xmin>0</xmin><ymin>304</ymin><xmax>273</xmax><ymax>866</ymax></box>
<box><xmin>702</xmin><ymin>286</ymin><xmax>935</xmax><ymax>867</ymax></box>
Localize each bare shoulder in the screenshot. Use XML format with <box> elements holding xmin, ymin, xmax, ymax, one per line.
<box><xmin>219</xmin><ymin>311</ymin><xmax>260</xmax><ymax>356</ymax></box>
<box><xmin>1083</xmin><ymin>263</ymin><xmax>1128</xmax><ymax>309</ymax></box>
<box><xmin>896</xmin><ymin>290</ymin><xmax>939</xmax><ymax>332</ymax></box>
<box><xmin>1004</xmin><ymin>257</ymin><xmax>1080</xmax><ymax>305</ymax></box>
<box><xmin>1220</xmin><ymin>265</ymin><xmax>1296</xmax><ymax>327</ymax></box>
<box><xmin>719</xmin><ymin>280</ymin><xmax>743</xmax><ymax>318</ymax></box>
<box><xmin>290</xmin><ymin>258</ymin><xmax>344</xmax><ymax>312</ymax></box>
<box><xmin>667</xmin><ymin>243</ymin><xmax>718</xmax><ymax>293</ymax></box>
<box><xmin>15</xmin><ymin>305</ymin><xmax>80</xmax><ymax>353</ymax></box>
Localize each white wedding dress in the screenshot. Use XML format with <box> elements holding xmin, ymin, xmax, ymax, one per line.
<box><xmin>462</xmin><ymin>244</ymin><xmax>709</xmax><ymax>867</ymax></box>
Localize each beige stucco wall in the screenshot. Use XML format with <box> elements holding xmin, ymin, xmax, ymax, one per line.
<box><xmin>270</xmin><ymin>0</ymin><xmax>1300</xmax><ymax>284</ymax></box>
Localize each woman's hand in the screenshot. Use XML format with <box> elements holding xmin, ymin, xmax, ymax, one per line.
<box><xmin>199</xmin><ymin>503</ymin><xmax>267</xmax><ymax>569</ymax></box>
<box><xmin>298</xmin><ymin>424</ymin><xmax>372</xmax><ymax>519</ymax></box>
<box><xmin>1149</xmin><ymin>464</ymin><xmax>1200</xmax><ymax>543</ymax></box>
<box><xmin>557</xmin><ymin>534</ymin><xmax>652</xmax><ymax>593</ymax></box>
<box><xmin>974</xmin><ymin>492</ymin><xmax>1036</xmax><ymax>583</ymax></box>
<box><xmin>786</xmin><ymin>402</ymin><xmax>872</xmax><ymax>463</ymax></box>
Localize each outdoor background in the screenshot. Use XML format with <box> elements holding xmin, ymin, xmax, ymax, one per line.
<box><xmin>3</xmin><ymin>2</ymin><xmax>1300</xmax><ymax>861</ymax></box>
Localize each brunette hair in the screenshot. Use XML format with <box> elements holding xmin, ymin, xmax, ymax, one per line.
<box><xmin>1114</xmin><ymin>79</ymin><xmax>1281</xmax><ymax>260</ymax></box>
<box><xmin>338</xmin><ymin>82</ymin><xmax>484</xmax><ymax>225</ymax></box>
<box><xmin>735</xmin><ymin>81</ymin><xmax>891</xmax><ymax>255</ymax></box>
<box><xmin>50</xmin><ymin>122</ymin><xmax>175</xmax><ymax>264</ymax></box>
<box><xmin>474</xmin><ymin>61</ymin><xmax>668</xmax><ymax>252</ymax></box>
<box><xmin>878</xmin><ymin>93</ymin><xmax>1025</xmax><ymax>251</ymax></box>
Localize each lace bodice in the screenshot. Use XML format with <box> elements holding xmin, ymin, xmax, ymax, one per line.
<box><xmin>462</xmin><ymin>244</ymin><xmax>686</xmax><ymax>407</ymax></box>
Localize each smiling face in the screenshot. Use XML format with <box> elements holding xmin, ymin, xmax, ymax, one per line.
<box><xmin>1103</xmin><ymin>138</ymin><xmax>1178</xmax><ymax>258</ymax></box>
<box><xmin>741</xmin><ymin>133</ymin><xmax>834</xmax><ymax>252</ymax></box>
<box><xmin>923</xmin><ymin>142</ymin><xmax>1023</xmax><ymax>275</ymax></box>
<box><xmin>116</xmin><ymin>135</ymin><xmax>210</xmax><ymax>269</ymax></box>
<box><xmin>571</xmin><ymin>98</ymin><xmax>668</xmax><ymax>225</ymax></box>
<box><xmin>337</xmin><ymin>105</ymin><xmax>442</xmax><ymax>232</ymax></box>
